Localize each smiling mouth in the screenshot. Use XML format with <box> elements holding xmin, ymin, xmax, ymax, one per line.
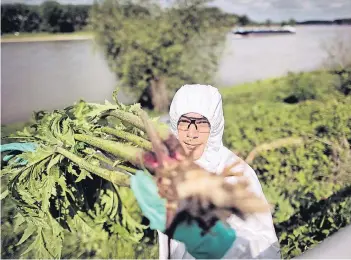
<box><xmin>184</xmin><ymin>142</ymin><xmax>198</xmax><ymax>149</ymax></box>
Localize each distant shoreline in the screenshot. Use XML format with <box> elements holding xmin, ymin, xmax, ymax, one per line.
<box><xmin>0</xmin><ymin>32</ymin><xmax>95</xmax><ymax>43</ymax></box>
<box><xmin>2</xmin><ymin>24</ymin><xmax>350</xmax><ymax>43</ymax></box>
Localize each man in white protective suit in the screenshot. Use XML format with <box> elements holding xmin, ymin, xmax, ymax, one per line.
<box><xmin>131</xmin><ymin>84</ymin><xmax>281</xmax><ymax>259</ymax></box>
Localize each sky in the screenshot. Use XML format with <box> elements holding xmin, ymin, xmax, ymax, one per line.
<box><xmin>2</xmin><ymin>0</ymin><xmax>351</xmax><ymax>22</ymax></box>
<box><xmin>209</xmin><ymin>0</ymin><xmax>351</xmax><ymax>22</ymax></box>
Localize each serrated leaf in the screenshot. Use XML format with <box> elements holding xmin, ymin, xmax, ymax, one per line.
<box><xmin>47</xmin><ymin>154</ymin><xmax>63</xmax><ymax>172</ymax></box>
<box><xmin>28</xmin><ymin>215</ymin><xmax>51</xmax><ymax>229</ymax></box>
<box><xmin>75</xmin><ymin>168</ymin><xmax>93</xmax><ymax>183</ymax></box>
<box><xmin>14</xmin><ymin>213</ymin><xmax>26</xmax><ymax>233</ymax></box>
<box><xmin>56</xmin><ymin>174</ymin><xmax>75</xmax><ymax>200</ymax></box>
<box><xmin>67</xmin><ymin>163</ymin><xmax>78</xmax><ymax>177</ymax></box>
<box><xmin>16</xmin><ymin>188</ymin><xmax>38</xmax><ymax>206</ymax></box>
<box><xmin>16</xmin><ymin>224</ymin><xmax>36</xmax><ymax>246</ymax></box>
<box><xmin>20</xmin><ymin>229</ymin><xmax>41</xmax><ymax>257</ymax></box>
<box><xmin>41</xmin><ymin>175</ymin><xmax>56</xmax><ymax>212</ymax></box>
<box><xmin>15</xmin><ymin>148</ymin><xmax>53</xmax><ymax>182</ymax></box>
<box><xmin>69</xmin><ymin>213</ymin><xmax>93</xmax><ymax>233</ymax></box>
<box><xmin>129</xmin><ymin>103</ymin><xmax>142</xmax><ymax>113</ymax></box>
<box><xmin>100</xmin><ymin>190</ymin><xmax>114</xmax><ymax>216</ymax></box>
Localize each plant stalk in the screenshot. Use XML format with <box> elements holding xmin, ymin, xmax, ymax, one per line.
<box><xmin>74</xmin><ymin>134</ymin><xmax>144</xmax><ymax>165</ymax></box>
<box><xmin>110</xmin><ymin>110</ymin><xmax>170</xmax><ymax>140</ymax></box>
<box><xmin>101</xmin><ymin>127</ymin><xmax>152</xmax><ymax>150</ymax></box>
<box><xmin>56</xmin><ymin>146</ymin><xmax>130</xmax><ymax>186</ymax></box>
<box><xmin>110</xmin><ymin>110</ymin><xmax>145</xmax><ymax>131</ymax></box>
<box><xmin>116</xmin><ymin>164</ymin><xmax>138</xmax><ymax>174</ymax></box>
<box><xmin>92</xmin><ymin>152</ymin><xmax>138</xmax><ymax>174</ymax></box>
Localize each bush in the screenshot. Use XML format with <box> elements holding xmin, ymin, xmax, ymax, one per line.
<box><xmin>282</xmin><ymin>71</ymin><xmax>332</xmax><ymax>103</ymax></box>
<box><xmin>331</xmin><ymin>68</ymin><xmax>351</xmax><ymax>95</ymax></box>
<box><xmin>221</xmin><ymin>71</ymin><xmax>351</xmax><ymax>258</ymax></box>
<box><xmin>275</xmin><ymin>186</ymin><xmax>351</xmax><ymax>257</ymax></box>
<box><xmin>321</xmin><ymin>34</ymin><xmax>351</xmax><ymax>96</ymax></box>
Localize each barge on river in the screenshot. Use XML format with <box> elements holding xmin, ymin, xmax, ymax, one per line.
<box><xmin>232</xmin><ymin>26</ymin><xmax>296</xmax><ymax>36</ymax></box>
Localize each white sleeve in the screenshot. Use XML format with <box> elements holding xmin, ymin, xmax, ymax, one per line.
<box><xmin>158</xmin><ymin>230</ymin><xmax>193</xmax><ymax>259</ymax></box>
<box><xmin>223</xmin><ymin>163</ymin><xmax>281</xmax><ymax>259</ymax></box>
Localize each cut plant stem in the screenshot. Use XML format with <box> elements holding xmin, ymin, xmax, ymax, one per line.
<box><xmin>101</xmin><ymin>127</ymin><xmax>152</xmax><ymax>150</ymax></box>
<box><xmin>56</xmin><ymin>146</ymin><xmax>130</xmax><ymax>186</ymax></box>
<box><xmin>116</xmin><ymin>164</ymin><xmax>138</xmax><ymax>174</ymax></box>
<box><xmin>110</xmin><ymin>110</ymin><xmax>145</xmax><ymax>131</ymax></box>
<box><xmin>92</xmin><ymin>152</ymin><xmax>138</xmax><ymax>174</ymax></box>
<box><xmin>110</xmin><ymin>110</ymin><xmax>170</xmax><ymax>140</ymax></box>
<box><xmin>74</xmin><ymin>134</ymin><xmax>144</xmax><ymax>165</ymax></box>
<box><xmin>91</xmin><ymin>152</ymin><xmax>115</xmax><ymax>166</ymax></box>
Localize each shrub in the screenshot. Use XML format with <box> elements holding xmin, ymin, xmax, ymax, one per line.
<box><xmin>221</xmin><ymin>71</ymin><xmax>351</xmax><ymax>258</ymax></box>
<box><xmin>281</xmin><ymin>71</ymin><xmax>334</xmax><ymax>103</ymax></box>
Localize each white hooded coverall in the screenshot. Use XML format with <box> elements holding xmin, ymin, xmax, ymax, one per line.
<box><xmin>157</xmin><ymin>84</ymin><xmax>281</xmax><ymax>259</ymax></box>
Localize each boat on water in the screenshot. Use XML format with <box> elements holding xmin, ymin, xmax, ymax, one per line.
<box><xmin>232</xmin><ymin>26</ymin><xmax>296</xmax><ymax>36</ymax></box>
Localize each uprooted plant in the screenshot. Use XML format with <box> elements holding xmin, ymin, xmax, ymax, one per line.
<box><xmin>1</xmin><ymin>98</ymin><xmax>270</xmax><ymax>259</ymax></box>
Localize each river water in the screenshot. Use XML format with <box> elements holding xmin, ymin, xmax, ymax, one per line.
<box><xmin>1</xmin><ymin>25</ymin><xmax>351</xmax><ymax>124</ymax></box>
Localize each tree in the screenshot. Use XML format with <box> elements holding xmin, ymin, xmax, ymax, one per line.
<box><xmin>265</xmin><ymin>19</ymin><xmax>272</xmax><ymax>27</ymax></box>
<box><xmin>23</xmin><ymin>8</ymin><xmax>42</xmax><ymax>32</ymax></box>
<box><xmin>288</xmin><ymin>18</ymin><xmax>296</xmax><ymax>26</ymax></box>
<box><xmin>40</xmin><ymin>1</ymin><xmax>63</xmax><ymax>32</ymax></box>
<box><xmin>71</xmin><ymin>5</ymin><xmax>90</xmax><ymax>31</ymax></box>
<box><xmin>237</xmin><ymin>14</ymin><xmax>250</xmax><ymax>26</ymax></box>
<box><xmin>89</xmin><ymin>0</ymin><xmax>230</xmax><ymax>112</ymax></box>
<box><xmin>1</xmin><ymin>4</ymin><xmax>23</xmax><ymax>33</ymax></box>
<box><xmin>1</xmin><ymin>2</ymin><xmax>91</xmax><ymax>34</ymax></box>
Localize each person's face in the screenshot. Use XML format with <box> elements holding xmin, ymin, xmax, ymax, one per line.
<box><xmin>177</xmin><ymin>112</ymin><xmax>211</xmax><ymax>160</ymax></box>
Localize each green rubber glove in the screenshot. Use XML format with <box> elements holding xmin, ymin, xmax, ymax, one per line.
<box><xmin>1</xmin><ymin>143</ymin><xmax>37</xmax><ymax>153</ymax></box>
<box><xmin>1</xmin><ymin>142</ymin><xmax>37</xmax><ymax>165</ymax></box>
<box><xmin>130</xmin><ymin>170</ymin><xmax>167</xmax><ymax>231</ymax></box>
<box><xmin>130</xmin><ymin>170</ymin><xmax>236</xmax><ymax>259</ymax></box>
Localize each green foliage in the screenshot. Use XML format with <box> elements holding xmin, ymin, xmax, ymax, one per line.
<box><xmin>321</xmin><ymin>34</ymin><xmax>351</xmax><ymax>95</ymax></box>
<box><xmin>1</xmin><ymin>3</ymin><xmax>42</xmax><ymax>33</ymax></box>
<box><xmin>281</xmin><ymin>71</ymin><xmax>334</xmax><ymax>103</ymax></box>
<box><xmin>89</xmin><ymin>0</ymin><xmax>231</xmax><ymax>107</ymax></box>
<box><xmin>1</xmin><ymin>1</ymin><xmax>90</xmax><ymax>34</ymax></box>
<box><xmin>1</xmin><ymin>99</ymin><xmax>161</xmax><ymax>259</ymax></box>
<box><xmin>220</xmin><ymin>71</ymin><xmax>351</xmax><ymax>258</ymax></box>
<box><xmin>331</xmin><ymin>68</ymin><xmax>351</xmax><ymax>95</ymax></box>
<box><xmin>276</xmin><ymin>187</ymin><xmax>351</xmax><ymax>257</ymax></box>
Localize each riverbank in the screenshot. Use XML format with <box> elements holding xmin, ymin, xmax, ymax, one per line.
<box><xmin>0</xmin><ymin>32</ymin><xmax>95</xmax><ymax>43</ymax></box>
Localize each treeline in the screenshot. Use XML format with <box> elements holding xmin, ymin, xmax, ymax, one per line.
<box><xmin>1</xmin><ymin>1</ymin><xmax>90</xmax><ymax>34</ymax></box>
<box><xmin>1</xmin><ymin>0</ymin><xmax>253</xmax><ymax>35</ymax></box>
<box><xmin>1</xmin><ymin>0</ymin><xmax>284</xmax><ymax>35</ymax></box>
<box><xmin>297</xmin><ymin>18</ymin><xmax>351</xmax><ymax>25</ymax></box>
<box><xmin>239</xmin><ymin>17</ymin><xmax>351</xmax><ymax>27</ymax></box>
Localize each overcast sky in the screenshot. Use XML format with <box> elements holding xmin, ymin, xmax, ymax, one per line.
<box><xmin>3</xmin><ymin>0</ymin><xmax>351</xmax><ymax>22</ymax></box>
<box><xmin>209</xmin><ymin>0</ymin><xmax>351</xmax><ymax>22</ymax></box>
